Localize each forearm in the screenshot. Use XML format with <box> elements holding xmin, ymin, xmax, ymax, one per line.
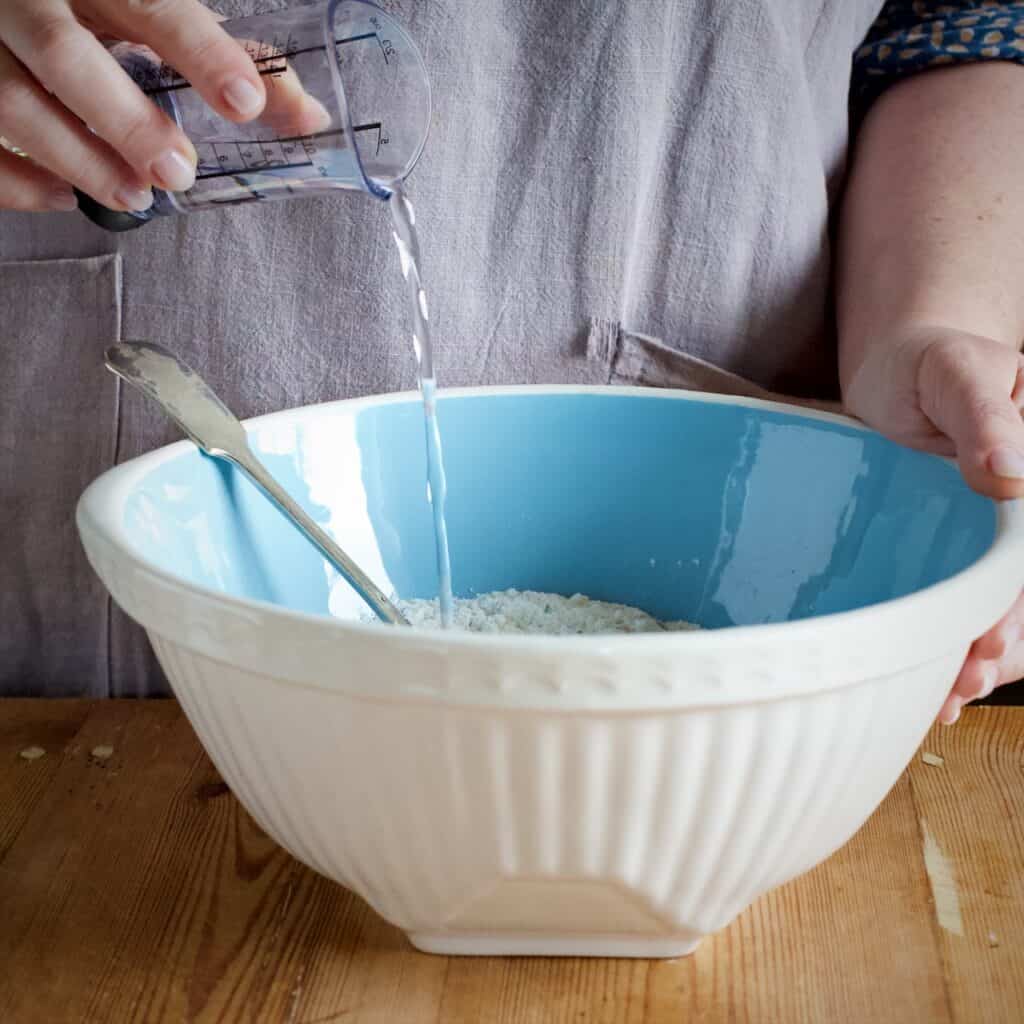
<box><xmin>837</xmin><ymin>62</ymin><xmax>1024</xmax><ymax>391</ymax></box>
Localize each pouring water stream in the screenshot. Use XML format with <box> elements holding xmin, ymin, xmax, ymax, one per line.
<box><xmin>388</xmin><ymin>186</ymin><xmax>455</xmax><ymax>628</ymax></box>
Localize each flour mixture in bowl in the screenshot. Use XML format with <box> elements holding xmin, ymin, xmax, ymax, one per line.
<box><xmin>397</xmin><ymin>589</ymin><xmax>700</xmax><ymax>635</ymax></box>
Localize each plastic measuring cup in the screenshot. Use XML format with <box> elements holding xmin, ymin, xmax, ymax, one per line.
<box><xmin>77</xmin><ymin>0</ymin><xmax>430</xmax><ymax>231</ymax></box>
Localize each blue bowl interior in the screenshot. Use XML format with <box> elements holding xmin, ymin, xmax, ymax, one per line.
<box><xmin>120</xmin><ymin>393</ymin><xmax>995</xmax><ymax>628</ymax></box>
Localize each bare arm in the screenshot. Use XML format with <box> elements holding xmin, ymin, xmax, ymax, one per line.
<box><xmin>838</xmin><ymin>61</ymin><xmax>1024</xmax><ymax>499</ymax></box>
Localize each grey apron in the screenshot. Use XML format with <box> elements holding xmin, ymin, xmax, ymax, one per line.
<box><xmin>0</xmin><ymin>0</ymin><xmax>883</xmax><ymax>696</ymax></box>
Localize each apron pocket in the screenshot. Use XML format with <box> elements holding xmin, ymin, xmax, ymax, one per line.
<box><xmin>586</xmin><ymin>317</ymin><xmax>842</xmax><ymax>413</ymax></box>
<box><xmin>0</xmin><ymin>254</ymin><xmax>122</xmax><ymax>696</ymax></box>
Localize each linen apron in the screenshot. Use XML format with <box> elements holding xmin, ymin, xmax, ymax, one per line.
<box><xmin>0</xmin><ymin>0</ymin><xmax>884</xmax><ymax>695</ymax></box>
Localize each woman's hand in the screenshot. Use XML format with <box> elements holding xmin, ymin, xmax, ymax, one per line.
<box><xmin>845</xmin><ymin>325</ymin><xmax>1024</xmax><ymax>498</ymax></box>
<box><xmin>0</xmin><ymin>0</ymin><xmax>268</xmax><ymax>213</ymax></box>
<box><xmin>843</xmin><ymin>324</ymin><xmax>1024</xmax><ymax>723</ymax></box>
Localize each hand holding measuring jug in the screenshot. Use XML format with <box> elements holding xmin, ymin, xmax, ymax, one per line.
<box><xmin>0</xmin><ymin>0</ymin><xmax>273</xmax><ymax>213</ymax></box>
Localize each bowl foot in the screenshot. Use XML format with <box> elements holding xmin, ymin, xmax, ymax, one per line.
<box><xmin>406</xmin><ymin>931</ymin><xmax>702</xmax><ymax>959</ymax></box>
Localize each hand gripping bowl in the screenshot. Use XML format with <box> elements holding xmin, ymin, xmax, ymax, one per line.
<box><xmin>77</xmin><ymin>387</ymin><xmax>1024</xmax><ymax>958</ymax></box>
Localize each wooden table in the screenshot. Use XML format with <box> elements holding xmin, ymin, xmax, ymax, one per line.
<box><xmin>1</xmin><ymin>701</ymin><xmax>1022</xmax><ymax>1023</ymax></box>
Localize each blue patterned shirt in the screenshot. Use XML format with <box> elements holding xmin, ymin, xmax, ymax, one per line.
<box><xmin>854</xmin><ymin>1</ymin><xmax>1024</xmax><ymax>103</ymax></box>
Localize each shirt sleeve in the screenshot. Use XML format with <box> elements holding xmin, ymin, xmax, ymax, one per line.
<box><xmin>853</xmin><ymin>1</ymin><xmax>1024</xmax><ymax>106</ymax></box>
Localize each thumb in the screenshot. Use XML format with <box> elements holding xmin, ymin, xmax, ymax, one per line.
<box><xmin>918</xmin><ymin>334</ymin><xmax>1024</xmax><ymax>500</ymax></box>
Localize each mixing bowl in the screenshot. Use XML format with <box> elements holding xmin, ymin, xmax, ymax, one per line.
<box><xmin>77</xmin><ymin>387</ymin><xmax>1023</xmax><ymax>957</ymax></box>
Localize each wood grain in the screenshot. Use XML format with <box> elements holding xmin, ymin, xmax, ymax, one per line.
<box><xmin>0</xmin><ymin>699</ymin><xmax>92</xmax><ymax>861</ymax></box>
<box><xmin>906</xmin><ymin>708</ymin><xmax>1024</xmax><ymax>1024</ymax></box>
<box><xmin>0</xmin><ymin>700</ymin><xmax>1020</xmax><ymax>1024</ymax></box>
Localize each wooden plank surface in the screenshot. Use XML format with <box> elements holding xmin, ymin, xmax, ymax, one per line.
<box><xmin>0</xmin><ymin>700</ymin><xmax>1020</xmax><ymax>1024</ymax></box>
<box><xmin>905</xmin><ymin>710</ymin><xmax>1024</xmax><ymax>1022</ymax></box>
<box><xmin>0</xmin><ymin>699</ymin><xmax>92</xmax><ymax>861</ymax></box>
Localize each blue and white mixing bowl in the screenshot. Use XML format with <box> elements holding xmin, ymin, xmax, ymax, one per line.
<box><xmin>77</xmin><ymin>387</ymin><xmax>1023</xmax><ymax>957</ymax></box>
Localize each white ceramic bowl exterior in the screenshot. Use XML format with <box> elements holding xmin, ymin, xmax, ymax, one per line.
<box><xmin>152</xmin><ymin>634</ymin><xmax>957</xmax><ymax>957</ymax></box>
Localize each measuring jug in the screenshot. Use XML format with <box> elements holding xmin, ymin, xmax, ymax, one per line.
<box><xmin>77</xmin><ymin>0</ymin><xmax>430</xmax><ymax>231</ymax></box>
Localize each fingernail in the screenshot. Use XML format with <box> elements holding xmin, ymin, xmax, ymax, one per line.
<box><xmin>113</xmin><ymin>185</ymin><xmax>154</xmax><ymax>212</ymax></box>
<box><xmin>979</xmin><ymin>662</ymin><xmax>999</xmax><ymax>699</ymax></box>
<box><xmin>223</xmin><ymin>77</ymin><xmax>263</xmax><ymax>117</ymax></box>
<box><xmin>989</xmin><ymin>447</ymin><xmax>1024</xmax><ymax>479</ymax></box>
<box><xmin>151</xmin><ymin>149</ymin><xmax>195</xmax><ymax>193</ymax></box>
<box><xmin>940</xmin><ymin>696</ymin><xmax>962</xmax><ymax>726</ymax></box>
<box><xmin>46</xmin><ymin>187</ymin><xmax>77</xmax><ymax>212</ymax></box>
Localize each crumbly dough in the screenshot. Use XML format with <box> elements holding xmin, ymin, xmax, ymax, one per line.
<box><xmin>398</xmin><ymin>589</ymin><xmax>700</xmax><ymax>635</ymax></box>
